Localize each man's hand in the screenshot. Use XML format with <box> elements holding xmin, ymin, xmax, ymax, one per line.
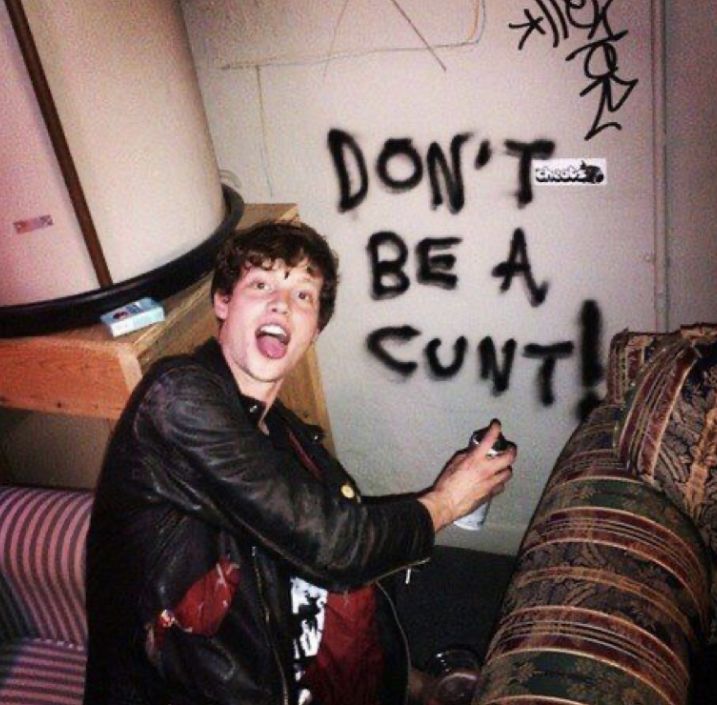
<box><xmin>418</xmin><ymin>421</ymin><xmax>516</xmax><ymax>532</ymax></box>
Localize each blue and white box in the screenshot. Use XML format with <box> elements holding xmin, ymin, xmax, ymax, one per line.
<box><xmin>100</xmin><ymin>297</ymin><xmax>165</xmax><ymax>337</ymax></box>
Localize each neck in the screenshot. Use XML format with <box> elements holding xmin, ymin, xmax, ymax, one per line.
<box><xmin>222</xmin><ymin>351</ymin><xmax>282</xmax><ymax>415</ymax></box>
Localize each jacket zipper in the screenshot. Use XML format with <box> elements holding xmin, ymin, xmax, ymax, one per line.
<box><xmin>253</xmin><ymin>546</ymin><xmax>290</xmax><ymax>705</ymax></box>
<box><xmin>371</xmin><ymin>555</ymin><xmax>431</xmax><ymax>586</ymax></box>
<box><xmin>376</xmin><ymin>581</ymin><xmax>412</xmax><ymax>705</ymax></box>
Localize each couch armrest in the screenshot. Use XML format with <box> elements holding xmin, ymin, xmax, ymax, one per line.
<box><xmin>474</xmin><ymin>404</ymin><xmax>712</xmax><ymax>705</ymax></box>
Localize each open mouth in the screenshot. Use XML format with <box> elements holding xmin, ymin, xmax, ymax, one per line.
<box><xmin>256</xmin><ymin>323</ymin><xmax>290</xmax><ymax>360</ymax></box>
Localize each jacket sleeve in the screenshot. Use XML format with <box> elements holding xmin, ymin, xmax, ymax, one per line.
<box><xmin>132</xmin><ymin>363</ymin><xmax>434</xmax><ymax>588</ymax></box>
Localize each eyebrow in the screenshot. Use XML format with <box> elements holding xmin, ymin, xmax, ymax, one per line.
<box><xmin>249</xmin><ymin>261</ymin><xmax>321</xmax><ymax>285</ymax></box>
<box><xmin>294</xmin><ymin>274</ymin><xmax>322</xmax><ymax>287</ymax></box>
<box><xmin>285</xmin><ymin>267</ymin><xmax>322</xmax><ymax>285</ymax></box>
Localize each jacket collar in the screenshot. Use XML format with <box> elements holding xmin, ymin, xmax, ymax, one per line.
<box><xmin>193</xmin><ymin>337</ymin><xmax>267</xmax><ymax>426</ymax></box>
<box><xmin>193</xmin><ymin>338</ymin><xmax>324</xmax><ymax>442</ymax></box>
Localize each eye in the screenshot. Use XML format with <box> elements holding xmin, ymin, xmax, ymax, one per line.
<box><xmin>249</xmin><ymin>277</ymin><xmax>270</xmax><ymax>291</ymax></box>
<box><xmin>297</xmin><ymin>288</ymin><xmax>320</xmax><ymax>307</ymax></box>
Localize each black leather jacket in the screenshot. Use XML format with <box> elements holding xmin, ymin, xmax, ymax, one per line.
<box><xmin>84</xmin><ymin>338</ymin><xmax>434</xmax><ymax>705</ymax></box>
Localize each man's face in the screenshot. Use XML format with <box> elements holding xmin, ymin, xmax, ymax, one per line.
<box><xmin>213</xmin><ymin>258</ymin><xmax>323</xmax><ymax>403</ymax></box>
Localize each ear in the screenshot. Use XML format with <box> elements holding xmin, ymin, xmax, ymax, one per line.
<box><xmin>213</xmin><ymin>291</ymin><xmax>231</xmax><ymax>321</ymax></box>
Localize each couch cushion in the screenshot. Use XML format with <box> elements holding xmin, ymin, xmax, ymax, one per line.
<box><xmin>614</xmin><ymin>331</ymin><xmax>717</xmax><ymax>642</ymax></box>
<box><xmin>614</xmin><ymin>335</ymin><xmax>717</xmax><ymax>532</ymax></box>
<box><xmin>0</xmin><ymin>638</ymin><xmax>86</xmax><ymax>705</ymax></box>
<box><xmin>0</xmin><ymin>488</ymin><xmax>91</xmax><ymax>644</ymax></box>
<box><xmin>606</xmin><ymin>326</ymin><xmax>717</xmax><ymax>405</ymax></box>
<box><xmin>606</xmin><ymin>329</ymin><xmax>677</xmax><ymax>403</ymax></box>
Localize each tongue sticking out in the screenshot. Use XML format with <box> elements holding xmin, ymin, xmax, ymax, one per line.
<box><xmin>257</xmin><ymin>333</ymin><xmax>288</xmax><ymax>359</ymax></box>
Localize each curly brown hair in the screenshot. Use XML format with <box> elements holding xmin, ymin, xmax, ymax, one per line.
<box><xmin>211</xmin><ymin>220</ymin><xmax>339</xmax><ymax>330</ymax></box>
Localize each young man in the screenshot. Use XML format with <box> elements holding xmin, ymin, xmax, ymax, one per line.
<box><xmin>83</xmin><ymin>221</ymin><xmax>514</xmax><ymax>705</ymax></box>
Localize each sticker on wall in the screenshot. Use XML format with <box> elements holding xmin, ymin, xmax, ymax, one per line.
<box><xmin>532</xmin><ymin>159</ymin><xmax>607</xmax><ymax>186</ymax></box>
<box><xmin>13</xmin><ymin>214</ymin><xmax>54</xmax><ymax>234</ymax></box>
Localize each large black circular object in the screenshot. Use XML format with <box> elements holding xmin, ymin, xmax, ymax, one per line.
<box><xmin>0</xmin><ymin>185</ymin><xmax>244</xmax><ymax>338</ymax></box>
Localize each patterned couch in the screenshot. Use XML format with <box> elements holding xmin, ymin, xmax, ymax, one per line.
<box><xmin>0</xmin><ymin>486</ymin><xmax>91</xmax><ymax>705</ymax></box>
<box><xmin>473</xmin><ymin>326</ymin><xmax>717</xmax><ymax>705</ymax></box>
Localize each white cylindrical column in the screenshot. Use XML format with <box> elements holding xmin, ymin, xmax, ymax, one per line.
<box><xmin>1</xmin><ymin>0</ymin><xmax>225</xmax><ymax>308</ymax></box>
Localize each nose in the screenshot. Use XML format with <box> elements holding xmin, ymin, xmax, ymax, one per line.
<box><xmin>269</xmin><ymin>290</ymin><xmax>289</xmax><ymax>314</ymax></box>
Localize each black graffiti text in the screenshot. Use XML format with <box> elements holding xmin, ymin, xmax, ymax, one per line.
<box><xmin>577</xmin><ymin>299</ymin><xmax>604</xmax><ymax>419</ymax></box>
<box><xmin>365</xmin><ymin>300</ymin><xmax>603</xmax><ymax>417</ymax></box>
<box><xmin>368</xmin><ymin>227</ymin><xmax>547</xmax><ymax>307</ymax></box>
<box><xmin>367</xmin><ymin>231</ymin><xmax>462</xmax><ymax>298</ymax></box>
<box><xmin>366</xmin><ymin>327</ymin><xmax>574</xmax><ymax>408</ymax></box>
<box><xmin>492</xmin><ymin>227</ymin><xmax>549</xmax><ymax>306</ymax></box>
<box><xmin>505</xmin><ymin>139</ymin><xmax>555</xmax><ymax>207</ymax></box>
<box><xmin>509</xmin><ymin>0</ymin><xmax>639</xmax><ymax>141</ymax></box>
<box><xmin>328</xmin><ymin>128</ymin><xmax>555</xmax><ymax>212</ymax></box>
<box><xmin>565</xmin><ymin>28</ymin><xmax>638</xmax><ymax>141</ymax></box>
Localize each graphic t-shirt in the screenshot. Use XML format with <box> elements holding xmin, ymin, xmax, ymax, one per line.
<box><xmin>290</xmin><ymin>576</ymin><xmax>328</xmax><ymax>704</ymax></box>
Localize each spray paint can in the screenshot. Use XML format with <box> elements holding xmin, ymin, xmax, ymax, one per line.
<box><xmin>453</xmin><ymin>422</ymin><xmax>513</xmax><ymax>531</ymax></box>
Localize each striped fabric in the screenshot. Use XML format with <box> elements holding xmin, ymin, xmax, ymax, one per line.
<box><xmin>547</xmin><ymin>402</ymin><xmax>622</xmax><ymax>490</ymax></box>
<box><xmin>615</xmin><ymin>339</ymin><xmax>699</xmax><ymax>482</ymax></box>
<box><xmin>473</xmin><ymin>400</ymin><xmax>712</xmax><ymax>705</ymax></box>
<box><xmin>605</xmin><ymin>329</ymin><xmax>676</xmax><ymax>403</ymax></box>
<box><xmin>0</xmin><ymin>487</ymin><xmax>91</xmax><ymax>705</ymax></box>
<box><xmin>0</xmin><ymin>639</ymin><xmax>86</xmax><ymax>705</ymax></box>
<box><xmin>606</xmin><ymin>326</ymin><xmax>717</xmax><ymax>405</ymax></box>
<box><xmin>614</xmin><ymin>334</ymin><xmax>717</xmax><ymax>641</ymax></box>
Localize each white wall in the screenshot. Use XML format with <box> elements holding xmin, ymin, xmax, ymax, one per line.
<box><xmin>182</xmin><ymin>0</ymin><xmax>664</xmax><ymax>553</ymax></box>
<box><xmin>665</xmin><ymin>0</ymin><xmax>717</xmax><ymax>328</ymax></box>
<box><xmin>0</xmin><ymin>408</ymin><xmax>111</xmax><ymax>488</ymax></box>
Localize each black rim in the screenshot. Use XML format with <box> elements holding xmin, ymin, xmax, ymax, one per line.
<box><xmin>0</xmin><ymin>185</ymin><xmax>244</xmax><ymax>338</ymax></box>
